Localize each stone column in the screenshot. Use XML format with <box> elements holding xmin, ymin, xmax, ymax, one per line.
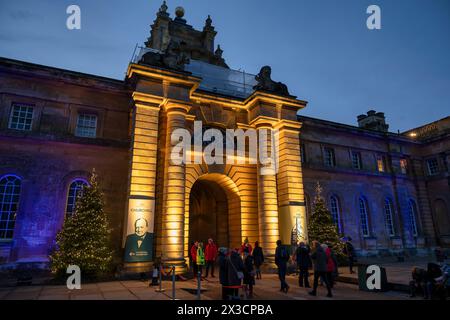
<box><xmin>255</xmin><ymin>121</ymin><xmax>280</xmax><ymax>260</ymax></box>
<box><xmin>160</xmin><ymin>101</ymin><xmax>190</xmax><ymax>271</ymax></box>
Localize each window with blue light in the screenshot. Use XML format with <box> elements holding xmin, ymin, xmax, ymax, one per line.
<box><xmin>330</xmin><ymin>196</ymin><xmax>341</xmax><ymax>233</ymax></box>
<box><xmin>359</xmin><ymin>197</ymin><xmax>370</xmax><ymax>236</ymax></box>
<box><xmin>75</xmin><ymin>114</ymin><xmax>97</xmax><ymax>138</ymax></box>
<box><xmin>384</xmin><ymin>198</ymin><xmax>395</xmax><ymax>236</ymax></box>
<box><xmin>8</xmin><ymin>104</ymin><xmax>34</xmax><ymax>131</ymax></box>
<box><xmin>408</xmin><ymin>199</ymin><xmax>419</xmax><ymax>236</ymax></box>
<box><xmin>66</xmin><ymin>180</ymin><xmax>88</xmax><ymax>217</ymax></box>
<box><xmin>0</xmin><ymin>175</ymin><xmax>21</xmax><ymax>239</ymax></box>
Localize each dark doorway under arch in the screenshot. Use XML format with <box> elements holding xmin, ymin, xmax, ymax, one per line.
<box><xmin>189</xmin><ymin>179</ymin><xmax>229</xmax><ymax>247</ymax></box>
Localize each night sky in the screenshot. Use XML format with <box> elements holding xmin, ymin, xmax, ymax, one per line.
<box><xmin>1</xmin><ymin>0</ymin><xmax>449</xmax><ymax>132</ymax></box>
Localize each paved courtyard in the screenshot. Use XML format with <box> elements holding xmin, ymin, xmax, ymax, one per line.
<box><xmin>0</xmin><ymin>273</ymin><xmax>412</xmax><ymax>300</ymax></box>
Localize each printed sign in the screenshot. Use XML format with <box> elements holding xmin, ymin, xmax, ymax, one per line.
<box><xmin>123</xmin><ymin>198</ymin><xmax>155</xmax><ymax>262</ymax></box>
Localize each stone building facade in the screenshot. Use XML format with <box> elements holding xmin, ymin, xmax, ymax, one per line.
<box><xmin>0</xmin><ymin>4</ymin><xmax>448</xmax><ymax>270</ymax></box>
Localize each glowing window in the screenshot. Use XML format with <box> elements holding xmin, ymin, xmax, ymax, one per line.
<box><xmin>400</xmin><ymin>159</ymin><xmax>408</xmax><ymax>174</ymax></box>
<box><xmin>376</xmin><ymin>155</ymin><xmax>385</xmax><ymax>172</ymax></box>
<box><xmin>66</xmin><ymin>180</ymin><xmax>88</xmax><ymax>217</ymax></box>
<box><xmin>0</xmin><ymin>175</ymin><xmax>21</xmax><ymax>239</ymax></box>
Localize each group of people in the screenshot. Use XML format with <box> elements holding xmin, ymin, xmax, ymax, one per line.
<box><xmin>189</xmin><ymin>236</ymin><xmax>354</xmax><ymax>299</ymax></box>
<box><xmin>189</xmin><ymin>237</ymin><xmax>264</xmax><ymax>299</ymax></box>
<box><xmin>276</xmin><ymin>239</ymin><xmax>341</xmax><ymax>298</ymax></box>
<box><xmin>189</xmin><ymin>238</ymin><xmax>219</xmax><ymax>278</ymax></box>
<box><xmin>410</xmin><ymin>261</ymin><xmax>450</xmax><ymax>300</ymax></box>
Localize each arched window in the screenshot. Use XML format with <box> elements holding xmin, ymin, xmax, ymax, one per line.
<box><xmin>330</xmin><ymin>196</ymin><xmax>341</xmax><ymax>233</ymax></box>
<box><xmin>408</xmin><ymin>199</ymin><xmax>419</xmax><ymax>236</ymax></box>
<box><xmin>66</xmin><ymin>179</ymin><xmax>88</xmax><ymax>217</ymax></box>
<box><xmin>0</xmin><ymin>175</ymin><xmax>21</xmax><ymax>239</ymax></box>
<box><xmin>384</xmin><ymin>198</ymin><xmax>395</xmax><ymax>236</ymax></box>
<box><xmin>359</xmin><ymin>197</ymin><xmax>370</xmax><ymax>236</ymax></box>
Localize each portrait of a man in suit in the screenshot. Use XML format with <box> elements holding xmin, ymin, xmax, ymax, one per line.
<box><xmin>124</xmin><ymin>217</ymin><xmax>153</xmax><ymax>262</ymax></box>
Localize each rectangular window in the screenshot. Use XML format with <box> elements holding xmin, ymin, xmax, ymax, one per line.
<box><xmin>8</xmin><ymin>104</ymin><xmax>34</xmax><ymax>131</ymax></box>
<box><xmin>400</xmin><ymin>159</ymin><xmax>408</xmax><ymax>174</ymax></box>
<box><xmin>351</xmin><ymin>151</ymin><xmax>362</xmax><ymax>169</ymax></box>
<box><xmin>75</xmin><ymin>114</ymin><xmax>97</xmax><ymax>138</ymax></box>
<box><xmin>377</xmin><ymin>155</ymin><xmax>386</xmax><ymax>173</ymax></box>
<box><xmin>427</xmin><ymin>158</ymin><xmax>439</xmax><ymax>175</ymax></box>
<box><xmin>324</xmin><ymin>147</ymin><xmax>336</xmax><ymax>167</ymax></box>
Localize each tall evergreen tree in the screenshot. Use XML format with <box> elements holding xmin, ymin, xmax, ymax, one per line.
<box><xmin>307</xmin><ymin>182</ymin><xmax>344</xmax><ymax>257</ymax></box>
<box><xmin>50</xmin><ymin>170</ymin><xmax>113</xmax><ymax>278</ymax></box>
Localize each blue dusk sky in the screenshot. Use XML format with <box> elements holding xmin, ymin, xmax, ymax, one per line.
<box><xmin>0</xmin><ymin>0</ymin><xmax>449</xmax><ymax>132</ymax></box>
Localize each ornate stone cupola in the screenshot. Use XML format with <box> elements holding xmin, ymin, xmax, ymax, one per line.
<box><xmin>144</xmin><ymin>1</ymin><xmax>228</xmax><ymax>68</ymax></box>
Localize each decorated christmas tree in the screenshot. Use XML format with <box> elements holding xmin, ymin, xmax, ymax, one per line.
<box><xmin>307</xmin><ymin>182</ymin><xmax>345</xmax><ymax>257</ymax></box>
<box><xmin>50</xmin><ymin>170</ymin><xmax>113</xmax><ymax>278</ymax></box>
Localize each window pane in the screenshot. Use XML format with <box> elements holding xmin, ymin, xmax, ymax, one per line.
<box><xmin>0</xmin><ymin>176</ymin><xmax>21</xmax><ymax>239</ymax></box>
<box><xmin>427</xmin><ymin>158</ymin><xmax>439</xmax><ymax>175</ymax></box>
<box><xmin>330</xmin><ymin>196</ymin><xmax>341</xmax><ymax>233</ymax></box>
<box><xmin>352</xmin><ymin>152</ymin><xmax>361</xmax><ymax>169</ymax></box>
<box><xmin>359</xmin><ymin>198</ymin><xmax>369</xmax><ymax>236</ymax></box>
<box><xmin>75</xmin><ymin>114</ymin><xmax>97</xmax><ymax>138</ymax></box>
<box><xmin>66</xmin><ymin>180</ymin><xmax>88</xmax><ymax>217</ymax></box>
<box><xmin>8</xmin><ymin>104</ymin><xmax>34</xmax><ymax>131</ymax></box>
<box><xmin>384</xmin><ymin>199</ymin><xmax>395</xmax><ymax>236</ymax></box>
<box><xmin>409</xmin><ymin>200</ymin><xmax>419</xmax><ymax>236</ymax></box>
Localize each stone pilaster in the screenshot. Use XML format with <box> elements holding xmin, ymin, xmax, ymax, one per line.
<box><xmin>254</xmin><ymin>120</ymin><xmax>280</xmax><ymax>259</ymax></box>
<box><xmin>160</xmin><ymin>101</ymin><xmax>190</xmax><ymax>271</ymax></box>
<box><xmin>274</xmin><ymin>120</ymin><xmax>307</xmax><ymax>244</ymax></box>
<box><xmin>123</xmin><ymin>94</ymin><xmax>161</xmax><ymax>273</ymax></box>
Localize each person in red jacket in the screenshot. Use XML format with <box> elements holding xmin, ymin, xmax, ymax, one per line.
<box><xmin>191</xmin><ymin>241</ymin><xmax>199</xmax><ymax>276</ymax></box>
<box><xmin>323</xmin><ymin>243</ymin><xmax>336</xmax><ymax>289</ymax></box>
<box><xmin>205</xmin><ymin>238</ymin><xmax>218</xmax><ymax>278</ymax></box>
<box><xmin>240</xmin><ymin>237</ymin><xmax>253</xmax><ymax>256</ymax></box>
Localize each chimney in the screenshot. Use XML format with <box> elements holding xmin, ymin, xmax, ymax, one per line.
<box><xmin>357</xmin><ymin>110</ymin><xmax>389</xmax><ymax>132</ymax></box>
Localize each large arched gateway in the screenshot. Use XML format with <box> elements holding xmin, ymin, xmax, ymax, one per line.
<box><xmin>121</xmin><ymin>3</ymin><xmax>307</xmax><ymax>273</ymax></box>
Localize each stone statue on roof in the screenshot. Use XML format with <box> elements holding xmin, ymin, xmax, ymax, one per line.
<box><xmin>253</xmin><ymin>66</ymin><xmax>290</xmax><ymax>96</ymax></box>
<box><xmin>140</xmin><ymin>40</ymin><xmax>190</xmax><ymax>72</ymax></box>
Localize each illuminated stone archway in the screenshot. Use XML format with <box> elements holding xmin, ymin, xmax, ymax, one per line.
<box><xmin>184</xmin><ymin>170</ymin><xmax>241</xmax><ymax>262</ymax></box>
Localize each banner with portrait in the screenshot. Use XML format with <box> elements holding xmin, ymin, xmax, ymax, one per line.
<box><xmin>123</xmin><ymin>197</ymin><xmax>155</xmax><ymax>263</ymax></box>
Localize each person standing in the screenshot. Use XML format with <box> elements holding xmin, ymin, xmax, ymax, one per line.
<box><xmin>252</xmin><ymin>241</ymin><xmax>264</xmax><ymax>280</ymax></box>
<box><xmin>205</xmin><ymin>238</ymin><xmax>218</xmax><ymax>278</ymax></box>
<box><xmin>293</xmin><ymin>241</ymin><xmax>312</xmax><ymax>287</ymax></box>
<box><xmin>190</xmin><ymin>241</ymin><xmax>199</xmax><ymax>276</ymax></box>
<box><xmin>196</xmin><ymin>242</ymin><xmax>206</xmax><ymax>278</ymax></box>
<box><xmin>323</xmin><ymin>243</ymin><xmax>336</xmax><ymax>289</ymax></box>
<box><xmin>275</xmin><ymin>240</ymin><xmax>290</xmax><ymax>293</ymax></box>
<box><xmin>309</xmin><ymin>240</ymin><xmax>332</xmax><ymax>298</ymax></box>
<box><xmin>241</xmin><ymin>237</ymin><xmax>253</xmax><ymax>255</ymax></box>
<box><xmin>243</xmin><ymin>251</ymin><xmax>255</xmax><ymax>298</ymax></box>
<box><xmin>227</xmin><ymin>248</ymin><xmax>245</xmax><ymax>299</ymax></box>
<box><xmin>343</xmin><ymin>237</ymin><xmax>355</xmax><ymax>274</ymax></box>
<box><xmin>218</xmin><ymin>247</ymin><xmax>229</xmax><ymax>299</ymax></box>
